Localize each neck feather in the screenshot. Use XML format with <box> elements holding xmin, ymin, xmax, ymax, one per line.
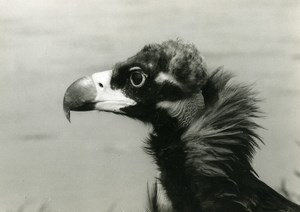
<box><xmin>145</xmin><ymin>68</ymin><xmax>262</xmax><ymax>211</ymax></box>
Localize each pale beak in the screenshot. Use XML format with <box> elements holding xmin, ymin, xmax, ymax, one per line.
<box><xmin>63</xmin><ymin>70</ymin><xmax>136</xmax><ymax>122</ymax></box>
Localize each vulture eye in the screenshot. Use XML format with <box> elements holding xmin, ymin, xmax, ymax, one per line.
<box><xmin>129</xmin><ymin>67</ymin><xmax>147</xmax><ymax>87</ymax></box>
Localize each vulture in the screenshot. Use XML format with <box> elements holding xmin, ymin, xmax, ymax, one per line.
<box><xmin>63</xmin><ymin>40</ymin><xmax>300</xmax><ymax>212</ymax></box>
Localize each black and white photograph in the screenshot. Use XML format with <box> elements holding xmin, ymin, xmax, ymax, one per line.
<box><xmin>0</xmin><ymin>0</ymin><xmax>300</xmax><ymax>211</ymax></box>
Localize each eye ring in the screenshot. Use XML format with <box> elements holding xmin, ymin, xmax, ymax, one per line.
<box><xmin>129</xmin><ymin>70</ymin><xmax>147</xmax><ymax>88</ymax></box>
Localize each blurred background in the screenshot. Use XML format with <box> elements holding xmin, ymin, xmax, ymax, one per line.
<box><xmin>0</xmin><ymin>0</ymin><xmax>300</xmax><ymax>211</ymax></box>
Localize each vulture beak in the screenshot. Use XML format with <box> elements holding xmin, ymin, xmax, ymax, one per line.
<box><xmin>63</xmin><ymin>70</ymin><xmax>136</xmax><ymax>122</ymax></box>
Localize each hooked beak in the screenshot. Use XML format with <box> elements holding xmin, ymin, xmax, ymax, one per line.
<box><xmin>63</xmin><ymin>70</ymin><xmax>136</xmax><ymax>122</ymax></box>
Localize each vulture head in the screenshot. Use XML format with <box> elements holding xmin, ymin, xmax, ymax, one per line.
<box><xmin>63</xmin><ymin>40</ymin><xmax>300</xmax><ymax>212</ymax></box>
<box><xmin>63</xmin><ymin>40</ymin><xmax>207</xmax><ymax>128</ymax></box>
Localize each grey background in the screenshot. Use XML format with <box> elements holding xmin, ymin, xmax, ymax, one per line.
<box><xmin>0</xmin><ymin>0</ymin><xmax>299</xmax><ymax>211</ymax></box>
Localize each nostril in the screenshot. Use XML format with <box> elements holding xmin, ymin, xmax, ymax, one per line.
<box><xmin>98</xmin><ymin>83</ymin><xmax>104</xmax><ymax>88</ymax></box>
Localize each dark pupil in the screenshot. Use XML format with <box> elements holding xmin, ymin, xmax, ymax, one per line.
<box><xmin>131</xmin><ymin>72</ymin><xmax>143</xmax><ymax>85</ymax></box>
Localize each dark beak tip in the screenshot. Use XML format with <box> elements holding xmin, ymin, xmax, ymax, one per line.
<box><xmin>63</xmin><ymin>76</ymin><xmax>97</xmax><ymax>123</ymax></box>
<box><xmin>63</xmin><ymin>106</ymin><xmax>71</xmax><ymax>123</ymax></box>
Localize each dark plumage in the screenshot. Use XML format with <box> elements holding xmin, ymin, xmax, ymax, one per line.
<box><xmin>63</xmin><ymin>40</ymin><xmax>300</xmax><ymax>212</ymax></box>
